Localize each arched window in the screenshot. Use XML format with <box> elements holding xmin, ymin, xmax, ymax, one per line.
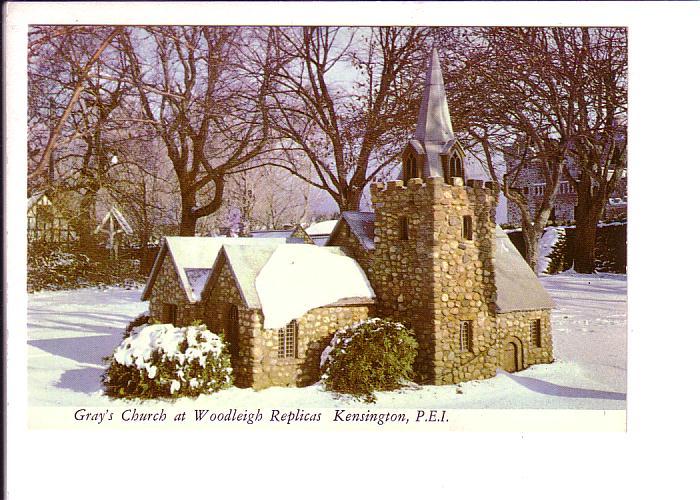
<box><xmin>449</xmin><ymin>153</ymin><xmax>463</xmax><ymax>181</ymax></box>
<box><xmin>405</xmin><ymin>154</ymin><xmax>419</xmax><ymax>180</ymax></box>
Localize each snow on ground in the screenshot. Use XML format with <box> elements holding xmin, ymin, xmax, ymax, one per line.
<box><xmin>27</xmin><ymin>273</ymin><xmax>626</xmax><ymax>410</ymax></box>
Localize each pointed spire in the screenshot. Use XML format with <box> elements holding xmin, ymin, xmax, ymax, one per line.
<box><xmin>415</xmin><ymin>48</ymin><xmax>454</xmax><ymax>144</ymax></box>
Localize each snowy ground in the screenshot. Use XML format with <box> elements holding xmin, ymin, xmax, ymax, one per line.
<box><xmin>27</xmin><ymin>273</ymin><xmax>626</xmax><ymax>410</ymax></box>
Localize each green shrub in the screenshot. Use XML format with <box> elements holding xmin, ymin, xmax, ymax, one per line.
<box><xmin>102</xmin><ymin>323</ymin><xmax>233</xmax><ymax>399</ymax></box>
<box><xmin>320</xmin><ymin>318</ymin><xmax>418</xmax><ymax>402</ymax></box>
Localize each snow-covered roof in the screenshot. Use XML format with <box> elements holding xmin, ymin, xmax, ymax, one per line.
<box><xmin>95</xmin><ymin>206</ymin><xmax>134</xmax><ymax>235</ymax></box>
<box><xmin>201</xmin><ymin>243</ymin><xmax>375</xmax><ymax>329</ymax></box>
<box><xmin>306</xmin><ymin>219</ymin><xmax>338</xmax><ymax>236</ymax></box>
<box><xmin>251</xmin><ymin>229</ymin><xmax>294</xmax><ymax>238</ymax></box>
<box><xmin>327</xmin><ymin>211</ymin><xmax>376</xmax><ymax>251</ymax></box>
<box><xmin>109</xmin><ymin>207</ymin><xmax>133</xmax><ymax>235</ymax></box>
<box><xmin>27</xmin><ymin>192</ymin><xmax>48</xmax><ymax>210</ymax></box>
<box><xmin>493</xmin><ymin>226</ymin><xmax>555</xmax><ymax>312</ymax></box>
<box><xmin>255</xmin><ymin>245</ymin><xmax>375</xmax><ymax>329</ymax></box>
<box><xmin>141</xmin><ymin>236</ymin><xmax>286</xmax><ymax>303</ymax></box>
<box><xmin>201</xmin><ymin>243</ymin><xmax>281</xmax><ymax>309</ymax></box>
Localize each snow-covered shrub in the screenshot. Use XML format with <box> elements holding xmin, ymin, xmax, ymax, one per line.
<box><xmin>27</xmin><ymin>244</ymin><xmax>144</xmax><ymax>292</ymax></box>
<box><xmin>102</xmin><ymin>323</ymin><xmax>233</xmax><ymax>399</ymax></box>
<box><xmin>320</xmin><ymin>318</ymin><xmax>418</xmax><ymax>402</ymax></box>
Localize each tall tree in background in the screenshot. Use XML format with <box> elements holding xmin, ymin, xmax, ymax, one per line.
<box><xmin>266</xmin><ymin>26</ymin><xmax>429</xmax><ymax>211</ymax></box>
<box><xmin>28</xmin><ymin>26</ymin><xmax>134</xmax><ymax>252</ymax></box>
<box><xmin>563</xmin><ymin>28</ymin><xmax>627</xmax><ymax>273</ymax></box>
<box><xmin>121</xmin><ymin>26</ymin><xmax>275</xmax><ymax>235</ymax></box>
<box><xmin>440</xmin><ymin>27</ymin><xmax>626</xmax><ymax>272</ymax></box>
<box><xmin>28</xmin><ymin>26</ymin><xmax>123</xmax><ymax>184</ymax></box>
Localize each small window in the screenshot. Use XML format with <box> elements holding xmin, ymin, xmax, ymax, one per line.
<box><xmin>405</xmin><ymin>154</ymin><xmax>419</xmax><ymax>180</ymax></box>
<box><xmin>459</xmin><ymin>320</ymin><xmax>473</xmax><ymax>352</ymax></box>
<box><xmin>462</xmin><ymin>215</ymin><xmax>473</xmax><ymax>240</ymax></box>
<box><xmin>530</xmin><ymin>319</ymin><xmax>542</xmax><ymax>347</ymax></box>
<box><xmin>278</xmin><ymin>320</ymin><xmax>297</xmax><ymax>359</ymax></box>
<box><xmin>164</xmin><ymin>303</ymin><xmax>178</xmax><ymax>325</ymax></box>
<box><xmin>399</xmin><ymin>216</ymin><xmax>409</xmax><ymax>241</ymax></box>
<box><xmin>532</xmin><ymin>184</ymin><xmax>545</xmax><ymax>196</ymax></box>
<box><xmin>226</xmin><ymin>305</ymin><xmax>240</xmax><ymax>357</ymax></box>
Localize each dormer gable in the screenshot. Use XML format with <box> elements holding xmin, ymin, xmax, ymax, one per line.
<box><xmin>402</xmin><ymin>140</ymin><xmax>425</xmax><ymax>181</ymax></box>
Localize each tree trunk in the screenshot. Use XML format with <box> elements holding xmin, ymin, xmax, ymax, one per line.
<box><xmin>572</xmin><ymin>173</ymin><xmax>606</xmax><ymax>273</ymax></box>
<box><xmin>179</xmin><ymin>212</ymin><xmax>198</xmax><ymax>236</ymax></box>
<box><xmin>573</xmin><ymin>216</ymin><xmax>598</xmax><ymax>274</ymax></box>
<box><xmin>179</xmin><ymin>190</ymin><xmax>198</xmax><ymax>236</ymax></box>
<box><xmin>77</xmin><ymin>192</ymin><xmax>97</xmax><ymax>255</ymax></box>
<box><xmin>521</xmin><ymin>224</ymin><xmax>540</xmax><ymax>274</ymax></box>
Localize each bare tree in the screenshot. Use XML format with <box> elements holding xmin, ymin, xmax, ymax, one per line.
<box><xmin>441</xmin><ymin>27</ymin><xmax>626</xmax><ymax>272</ymax></box>
<box><xmin>266</xmin><ymin>26</ymin><xmax>428</xmax><ymax>211</ymax></box>
<box><xmin>28</xmin><ymin>26</ymin><xmax>135</xmax><ymax>252</ymax></box>
<box><xmin>120</xmin><ymin>26</ymin><xmax>274</xmax><ymax>235</ymax></box>
<box><xmin>562</xmin><ymin>28</ymin><xmax>627</xmax><ymax>273</ymax></box>
<box><xmin>28</xmin><ymin>26</ymin><xmax>123</xmax><ymax>183</ymax></box>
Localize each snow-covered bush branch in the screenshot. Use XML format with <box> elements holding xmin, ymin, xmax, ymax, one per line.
<box><xmin>102</xmin><ymin>323</ymin><xmax>233</xmax><ymax>399</ymax></box>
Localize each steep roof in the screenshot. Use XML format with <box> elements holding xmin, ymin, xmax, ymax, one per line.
<box><xmin>327</xmin><ymin>211</ymin><xmax>376</xmax><ymax>251</ymax></box>
<box><xmin>492</xmin><ymin>226</ymin><xmax>554</xmax><ymax>312</ymax></box>
<box><xmin>415</xmin><ymin>49</ymin><xmax>454</xmax><ymax>146</ymax></box>
<box><xmin>202</xmin><ymin>243</ymin><xmax>374</xmax><ymax>329</ymax></box>
<box><xmin>27</xmin><ymin>192</ymin><xmax>48</xmax><ymax>210</ymax></box>
<box><xmin>414</xmin><ymin>49</ymin><xmax>457</xmax><ymax>178</ymax></box>
<box><xmin>201</xmin><ymin>243</ymin><xmax>281</xmax><ymax>308</ymax></box>
<box><xmin>141</xmin><ymin>236</ymin><xmax>286</xmax><ymax>303</ymax></box>
<box><xmin>95</xmin><ymin>206</ymin><xmax>134</xmax><ymax>235</ymax></box>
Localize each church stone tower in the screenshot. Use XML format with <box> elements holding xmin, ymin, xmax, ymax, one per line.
<box><xmin>370</xmin><ymin>49</ymin><xmax>500</xmax><ymax>385</ymax></box>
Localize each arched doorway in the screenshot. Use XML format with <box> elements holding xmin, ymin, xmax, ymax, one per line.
<box><xmin>501</xmin><ymin>337</ymin><xmax>525</xmax><ymax>373</ymax></box>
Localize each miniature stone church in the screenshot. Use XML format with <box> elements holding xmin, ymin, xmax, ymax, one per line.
<box><xmin>142</xmin><ymin>49</ymin><xmax>554</xmax><ymax>389</ymax></box>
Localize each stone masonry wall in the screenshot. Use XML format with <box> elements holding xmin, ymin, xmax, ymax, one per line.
<box><xmin>370</xmin><ymin>178</ymin><xmax>438</xmax><ymax>382</ymax></box>
<box><xmin>149</xmin><ymin>254</ymin><xmax>202</xmax><ymax>327</ymax></box>
<box><xmin>496</xmin><ymin>310</ymin><xmax>554</xmax><ymax>367</ymax></box>
<box><xmin>370</xmin><ymin>177</ymin><xmax>499</xmax><ymax>384</ymax></box>
<box><xmin>253</xmin><ymin>303</ymin><xmax>373</xmax><ymax>390</ymax></box>
<box><xmin>203</xmin><ymin>263</ymin><xmax>257</xmax><ymax>387</ymax></box>
<box><xmin>430</xmin><ymin>179</ymin><xmax>499</xmax><ymax>384</ymax></box>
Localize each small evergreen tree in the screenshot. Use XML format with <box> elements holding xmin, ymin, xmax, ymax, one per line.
<box><xmin>320</xmin><ymin>319</ymin><xmax>418</xmax><ymax>402</ymax></box>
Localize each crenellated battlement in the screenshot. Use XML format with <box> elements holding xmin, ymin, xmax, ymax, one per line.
<box><xmin>370</xmin><ymin>177</ymin><xmax>497</xmax><ymax>217</ymax></box>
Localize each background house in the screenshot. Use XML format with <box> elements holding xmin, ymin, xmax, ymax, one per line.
<box><xmin>27</xmin><ymin>191</ymin><xmax>77</xmax><ymax>243</ymax></box>
<box><xmin>503</xmin><ymin>140</ymin><xmax>627</xmax><ymax>226</ymax></box>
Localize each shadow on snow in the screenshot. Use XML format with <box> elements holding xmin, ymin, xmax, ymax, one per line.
<box><xmin>29</xmin><ymin>334</ymin><xmax>120</xmax><ymax>366</ymax></box>
<box><xmin>55</xmin><ymin>366</ymin><xmax>104</xmax><ymax>394</ymax></box>
<box><xmin>501</xmin><ymin>370</ymin><xmax>626</xmax><ymax>400</ymax></box>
